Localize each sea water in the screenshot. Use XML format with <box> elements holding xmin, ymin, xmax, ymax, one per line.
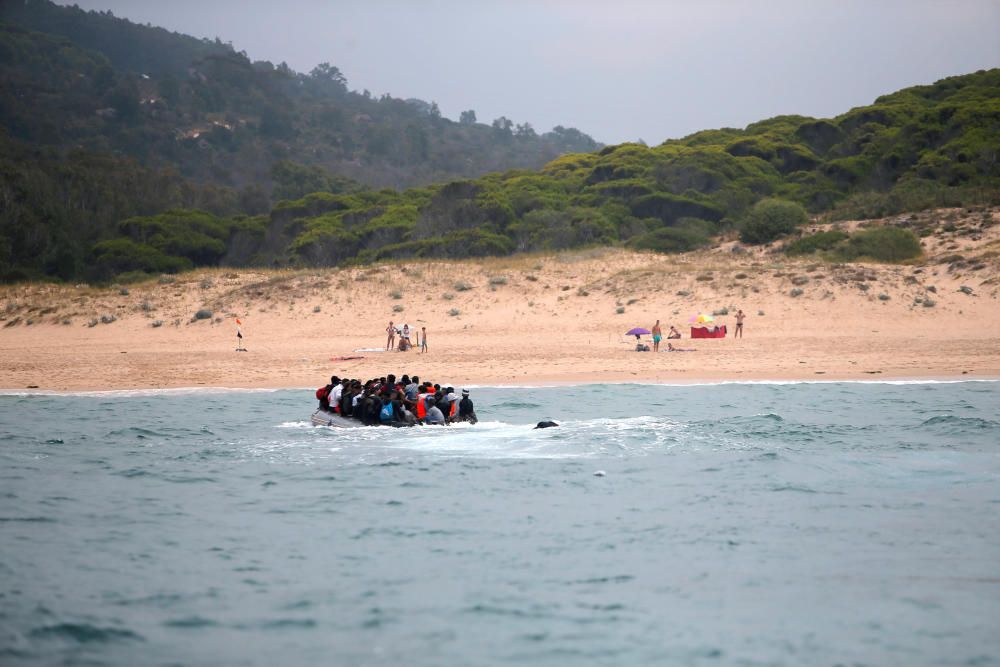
<box><xmin>1</xmin><ymin>381</ymin><xmax>998</xmax><ymax>666</ymax></box>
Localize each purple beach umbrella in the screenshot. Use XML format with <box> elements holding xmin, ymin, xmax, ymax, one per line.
<box><xmin>626</xmin><ymin>327</ymin><xmax>651</xmax><ymax>336</ymax></box>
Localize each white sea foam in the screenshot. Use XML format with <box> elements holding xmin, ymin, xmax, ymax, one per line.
<box><xmin>277</xmin><ymin>421</ymin><xmax>315</xmax><ymax>429</ymax></box>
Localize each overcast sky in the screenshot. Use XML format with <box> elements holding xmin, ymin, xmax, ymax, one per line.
<box><xmin>59</xmin><ymin>0</ymin><xmax>999</xmax><ymax>145</ymax></box>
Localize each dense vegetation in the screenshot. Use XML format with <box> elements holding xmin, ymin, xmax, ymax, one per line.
<box><xmin>738</xmin><ymin>199</ymin><xmax>809</xmax><ymax>244</ymax></box>
<box><xmin>785</xmin><ymin>227</ymin><xmax>923</xmax><ymax>262</ymax></box>
<box><xmin>0</xmin><ymin>0</ymin><xmax>598</xmax><ymax>280</ymax></box>
<box><xmin>0</xmin><ymin>1</ymin><xmax>599</xmax><ymax>191</ymax></box>
<box><xmin>1</xmin><ymin>0</ymin><xmax>998</xmax><ymax>282</ymax></box>
<box><xmin>205</xmin><ymin>67</ymin><xmax>997</xmax><ymax>278</ymax></box>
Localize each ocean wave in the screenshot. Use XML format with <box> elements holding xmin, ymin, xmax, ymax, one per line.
<box><xmin>915</xmin><ymin>415</ymin><xmax>1000</xmax><ymax>431</ymax></box>
<box><xmin>28</xmin><ymin>622</ymin><xmax>143</xmax><ymax>644</ymax></box>
<box><xmin>163</xmin><ymin>616</ymin><xmax>220</xmax><ymax>628</ymax></box>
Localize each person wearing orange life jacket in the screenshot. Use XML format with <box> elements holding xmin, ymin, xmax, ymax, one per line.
<box><xmin>417</xmin><ymin>382</ymin><xmax>438</xmax><ymax>421</ymax></box>
<box><xmin>415</xmin><ymin>384</ymin><xmax>430</xmax><ymax>420</ymax></box>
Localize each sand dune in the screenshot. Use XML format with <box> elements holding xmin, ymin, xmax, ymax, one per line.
<box><xmin>2</xmin><ymin>208</ymin><xmax>998</xmax><ymax>391</ymax></box>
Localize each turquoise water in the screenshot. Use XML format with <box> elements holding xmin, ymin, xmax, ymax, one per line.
<box><xmin>1</xmin><ymin>381</ymin><xmax>999</xmax><ymax>666</ymax></box>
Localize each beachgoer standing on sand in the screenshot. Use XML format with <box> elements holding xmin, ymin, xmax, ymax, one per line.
<box><xmin>421</xmin><ymin>326</ymin><xmax>428</xmax><ymax>353</ymax></box>
<box><xmin>735</xmin><ymin>309</ymin><xmax>745</xmax><ymax>338</ymax></box>
<box><xmin>385</xmin><ymin>321</ymin><xmax>395</xmax><ymax>351</ymax></box>
<box><xmin>652</xmin><ymin>320</ymin><xmax>662</xmax><ymax>352</ymax></box>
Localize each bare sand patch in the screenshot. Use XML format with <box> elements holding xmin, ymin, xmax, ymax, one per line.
<box><xmin>2</xmin><ymin>209</ymin><xmax>999</xmax><ymax>391</ymax></box>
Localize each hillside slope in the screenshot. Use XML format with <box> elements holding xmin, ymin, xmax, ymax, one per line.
<box><xmin>1</xmin><ymin>0</ymin><xmax>998</xmax><ymax>283</ymax></box>
<box><xmin>0</xmin><ymin>1</ymin><xmax>599</xmax><ymax>192</ymax></box>
<box><xmin>190</xmin><ymin>69</ymin><xmax>998</xmax><ymax>279</ymax></box>
<box><xmin>0</xmin><ymin>0</ymin><xmax>598</xmax><ymax>281</ymax></box>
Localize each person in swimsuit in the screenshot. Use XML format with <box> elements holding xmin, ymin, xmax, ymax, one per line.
<box><xmin>651</xmin><ymin>319</ymin><xmax>662</xmax><ymax>352</ymax></box>
<box><xmin>421</xmin><ymin>326</ymin><xmax>428</xmax><ymax>353</ymax></box>
<box><xmin>385</xmin><ymin>321</ymin><xmax>395</xmax><ymax>351</ymax></box>
<box><xmin>667</xmin><ymin>325</ymin><xmax>681</xmax><ymax>339</ymax></box>
<box><xmin>735</xmin><ymin>309</ymin><xmax>745</xmax><ymax>338</ymax></box>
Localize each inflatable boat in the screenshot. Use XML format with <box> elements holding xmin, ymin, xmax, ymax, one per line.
<box><xmin>310</xmin><ymin>409</ymin><xmax>422</xmax><ymax>428</ymax></box>
<box><xmin>310</xmin><ymin>409</ymin><xmax>368</xmax><ymax>428</ymax></box>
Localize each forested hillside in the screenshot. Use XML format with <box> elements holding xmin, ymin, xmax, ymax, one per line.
<box><xmin>1</xmin><ymin>0</ymin><xmax>598</xmax><ymax>190</ymax></box>
<box><xmin>81</xmin><ymin>69</ymin><xmax>999</xmax><ymax>282</ymax></box>
<box><xmin>0</xmin><ymin>0</ymin><xmax>599</xmax><ymax>280</ymax></box>
<box><xmin>1</xmin><ymin>0</ymin><xmax>998</xmax><ymax>283</ymax></box>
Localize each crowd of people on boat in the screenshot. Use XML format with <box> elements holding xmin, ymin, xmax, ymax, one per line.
<box><xmin>316</xmin><ymin>374</ymin><xmax>476</xmax><ymax>427</ymax></box>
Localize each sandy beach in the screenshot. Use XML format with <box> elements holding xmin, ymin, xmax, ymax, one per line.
<box><xmin>2</xmin><ymin>209</ymin><xmax>998</xmax><ymax>392</ymax></box>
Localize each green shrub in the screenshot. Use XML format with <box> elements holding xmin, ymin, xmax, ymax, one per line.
<box><xmin>785</xmin><ymin>230</ymin><xmax>850</xmax><ymax>256</ymax></box>
<box><xmin>739</xmin><ymin>198</ymin><xmax>808</xmax><ymax>244</ymax></box>
<box><xmin>119</xmin><ymin>210</ymin><xmax>231</xmax><ymax>266</ymax></box>
<box><xmin>627</xmin><ymin>226</ymin><xmax>710</xmax><ymax>253</ymax></box>
<box><xmin>90</xmin><ymin>239</ymin><xmax>191</xmax><ymax>280</ymax></box>
<box><xmin>631</xmin><ymin>192</ymin><xmax>724</xmax><ymax>224</ymax></box>
<box><xmin>116</xmin><ymin>270</ymin><xmax>152</xmax><ymax>284</ymax></box>
<box><xmin>834</xmin><ymin>227</ymin><xmax>922</xmax><ymax>262</ymax></box>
